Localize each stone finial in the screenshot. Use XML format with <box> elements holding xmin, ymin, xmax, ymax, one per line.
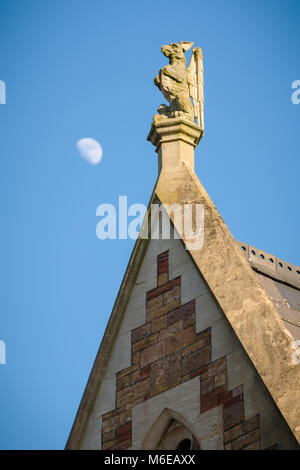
<box><xmin>152</xmin><ymin>41</ymin><xmax>204</xmax><ymax>130</ymax></box>
<box><xmin>148</xmin><ymin>42</ymin><xmax>204</xmax><ymax>174</ymax></box>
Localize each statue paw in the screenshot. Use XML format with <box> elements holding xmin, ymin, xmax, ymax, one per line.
<box><xmin>157</xmin><ymin>104</ymin><xmax>170</xmax><ymax>115</ymax></box>
<box><xmin>173</xmin><ymin>110</ymin><xmax>185</xmax><ymax>118</ymax></box>
<box><xmin>172</xmin><ymin>110</ymin><xmax>194</xmax><ymax>122</ymax></box>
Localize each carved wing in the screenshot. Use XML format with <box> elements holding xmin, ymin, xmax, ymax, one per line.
<box><xmin>187</xmin><ymin>48</ymin><xmax>204</xmax><ymax>130</ymax></box>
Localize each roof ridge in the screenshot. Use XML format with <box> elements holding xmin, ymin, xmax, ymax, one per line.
<box><xmin>238</xmin><ymin>241</ymin><xmax>300</xmax><ymax>290</ymax></box>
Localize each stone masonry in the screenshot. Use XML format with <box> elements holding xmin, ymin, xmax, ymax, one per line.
<box><xmin>101</xmin><ymin>250</ymin><xmax>275</xmax><ymax>450</ymax></box>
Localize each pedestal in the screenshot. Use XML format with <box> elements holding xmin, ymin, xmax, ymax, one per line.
<box><xmin>147</xmin><ymin>118</ymin><xmax>203</xmax><ymax>174</ymax></box>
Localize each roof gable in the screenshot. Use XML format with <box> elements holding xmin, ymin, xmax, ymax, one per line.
<box><xmin>156</xmin><ymin>162</ymin><xmax>300</xmax><ymax>443</ymax></box>
<box><xmin>67</xmin><ymin>117</ymin><xmax>300</xmax><ymax>448</ymax></box>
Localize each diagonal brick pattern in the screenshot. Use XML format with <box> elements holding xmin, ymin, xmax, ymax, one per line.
<box><xmin>101</xmin><ymin>251</ymin><xmax>275</xmax><ymax>450</ymax></box>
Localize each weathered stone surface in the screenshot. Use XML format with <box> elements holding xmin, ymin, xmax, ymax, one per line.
<box><xmin>131</xmin><ymin>324</ymin><xmax>151</xmax><ymax>344</ymax></box>
<box><xmin>201</xmin><ymin>386</ymin><xmax>227</xmax><ymax>414</ymax></box>
<box><xmin>140</xmin><ymin>340</ymin><xmax>166</xmax><ymax>368</ymax></box>
<box><xmin>224</xmin><ymin>400</ymin><xmax>244</xmax><ymax>431</ymax></box>
<box><xmin>155</xmin><ymin>155</ymin><xmax>300</xmax><ymax>443</ymax></box>
<box><xmin>158</xmin><ymin>272</ymin><xmax>168</xmax><ymax>286</ymax></box>
<box><xmin>132</xmin><ymin>332</ymin><xmax>159</xmax><ymax>354</ymax></box>
<box><xmin>231</xmin><ymin>428</ymin><xmax>260</xmax><ymax>450</ymax></box>
<box><xmin>150</xmin><ymin>352</ymin><xmax>182</xmax><ymax>396</ymax></box>
<box><xmin>194</xmin><ymin>405</ymin><xmax>223</xmax><ymax>441</ymax></box>
<box><xmin>214</xmin><ymin>371</ymin><xmax>227</xmax><ymax>388</ymax></box>
<box><xmin>241</xmin><ymin>415</ymin><xmax>260</xmax><ymax>434</ymax></box>
<box><xmin>182</xmin><ymin>336</ymin><xmax>204</xmax><ymax>357</ymax></box>
<box><xmin>91</xmin><ymin>373</ymin><xmax>116</xmax><ymax>419</ymax></box>
<box><xmin>208</xmin><ymin>357</ymin><xmax>226</xmax><ymax>377</ymax></box>
<box><xmin>196</xmin><ymin>292</ymin><xmax>222</xmax><ymax>333</ymax></box>
<box><xmin>211</xmin><ymin>319</ymin><xmax>239</xmax><ymax>362</ymax></box>
<box><xmin>147</xmin><ymin>277</ymin><xmax>180</xmax><ymax>302</ymax></box>
<box><xmin>117</xmin><ymin>373</ymin><xmax>133</xmax><ymax>392</ymax></box>
<box><xmin>243</xmin><ymin>440</ymin><xmax>260</xmax><ymax>450</ymax></box>
<box><xmin>132</xmin><ymin>378</ymin><xmax>151</xmax><ymax>402</ymax></box>
<box><xmin>132</xmin><ymin>378</ymin><xmax>201</xmax><ymax>449</ymax></box>
<box><xmin>117</xmin><ymin>364</ymin><xmax>139</xmax><ymax>380</ymax></box>
<box><xmin>167</xmin><ymin>300</ymin><xmax>195</xmax><ymax>327</ymax></box>
<box><xmin>151</xmin><ymin>42</ymin><xmax>204</xmax><ymax>130</ymax></box>
<box><xmin>133</xmin><ymin>364</ymin><xmax>151</xmax><ymax>383</ymax></box>
<box><xmin>260</xmin><ymin>406</ymin><xmax>299</xmax><ymax>450</ymax></box>
<box><xmin>159</xmin><ymin>320</ymin><xmax>183</xmax><ymax>341</ymax></box>
<box><xmin>102</xmin><ymin>429</ymin><xmax>116</xmax><ymax>443</ymax></box>
<box><xmin>151</xmin><ymin>315</ymin><xmax>168</xmax><ymax>333</ymax></box>
<box><xmin>131</xmin><ymin>352</ymin><xmax>140</xmax><ymax>365</ymax></box>
<box><xmin>224</xmin><ymin>424</ymin><xmax>241</xmax><ymax>444</ymax></box>
<box><xmin>243</xmin><ymin>376</ymin><xmax>272</xmax><ymax>421</ymax></box>
<box><xmin>227</xmin><ymin>349</ymin><xmax>255</xmax><ymax>391</ymax></box>
<box><xmin>117</xmin><ymin>386</ymin><xmax>133</xmax><ymax>409</ymax></box>
<box><xmin>102</xmin><ymin>415</ymin><xmax>120</xmax><ymax>434</ymax></box>
<box><xmin>147</xmin><ymin>299</ymin><xmax>181</xmax><ymax>322</ymax></box>
<box><xmin>200</xmin><ymin>433</ymin><xmax>223</xmax><ymax>450</ymax></box>
<box><xmin>181</xmin><ymin>268</ymin><xmax>207</xmax><ymax>304</ymax></box>
<box><xmin>182</xmin><ymin>347</ymin><xmax>210</xmax><ymax>376</ymax></box>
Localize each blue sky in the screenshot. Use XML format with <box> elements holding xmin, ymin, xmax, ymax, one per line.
<box><xmin>0</xmin><ymin>0</ymin><xmax>299</xmax><ymax>449</ymax></box>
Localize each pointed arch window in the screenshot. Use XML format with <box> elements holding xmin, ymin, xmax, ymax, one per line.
<box><xmin>141</xmin><ymin>408</ymin><xmax>200</xmax><ymax>450</ymax></box>
<box><xmin>158</xmin><ymin>419</ymin><xmax>200</xmax><ymax>450</ymax></box>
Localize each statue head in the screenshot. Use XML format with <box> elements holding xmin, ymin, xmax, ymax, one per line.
<box><xmin>161</xmin><ymin>41</ymin><xmax>194</xmax><ymax>63</ymax></box>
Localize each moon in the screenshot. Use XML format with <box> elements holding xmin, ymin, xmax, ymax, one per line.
<box><xmin>76</xmin><ymin>138</ymin><xmax>103</xmax><ymax>165</ymax></box>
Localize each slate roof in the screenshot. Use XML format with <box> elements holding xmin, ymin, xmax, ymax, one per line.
<box><xmin>239</xmin><ymin>242</ymin><xmax>300</xmax><ymax>341</ymax></box>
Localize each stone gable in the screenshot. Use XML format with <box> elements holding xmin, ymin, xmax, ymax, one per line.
<box><xmin>79</xmin><ymin>236</ymin><xmax>297</xmax><ymax>450</ymax></box>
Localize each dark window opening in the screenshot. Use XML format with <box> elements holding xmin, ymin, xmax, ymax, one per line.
<box><xmin>176</xmin><ymin>439</ymin><xmax>191</xmax><ymax>451</ymax></box>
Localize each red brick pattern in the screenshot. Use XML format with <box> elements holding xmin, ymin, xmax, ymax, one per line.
<box><xmin>101</xmin><ymin>250</ymin><xmax>273</xmax><ymax>450</ymax></box>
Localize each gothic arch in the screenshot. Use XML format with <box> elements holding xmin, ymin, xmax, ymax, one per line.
<box><xmin>141</xmin><ymin>408</ymin><xmax>200</xmax><ymax>450</ymax></box>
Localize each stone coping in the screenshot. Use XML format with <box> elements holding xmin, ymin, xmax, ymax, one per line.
<box><xmin>147</xmin><ymin>117</ymin><xmax>203</xmax><ymax>153</ymax></box>
<box><xmin>238</xmin><ymin>241</ymin><xmax>300</xmax><ymax>290</ymax></box>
